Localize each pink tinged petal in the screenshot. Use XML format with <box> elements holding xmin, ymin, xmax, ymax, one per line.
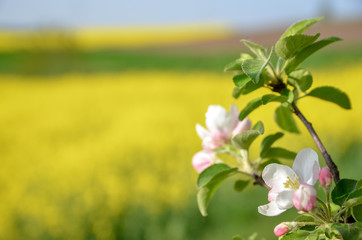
<box><xmin>292</xmin><ymin>148</ymin><xmax>321</xmax><ymax>185</ymax></box>
<box><xmin>205</xmin><ymin>105</ymin><xmax>229</xmax><ymax>133</ymax></box>
<box><xmin>293</xmin><ymin>184</ymin><xmax>317</xmax><ymax>212</ymax></box>
<box><xmin>192</xmin><ymin>151</ymin><xmax>214</xmax><ymax>173</ymax></box>
<box><xmin>258</xmin><ymin>201</ymin><xmax>286</xmax><ymax>216</ymax></box>
<box><xmin>319</xmin><ymin>167</ymin><xmax>332</xmax><ymax>187</ymax></box>
<box><xmin>229</xmin><ymin>104</ymin><xmax>240</xmax><ymax>129</ymax></box>
<box><xmin>202</xmin><ymin>132</ymin><xmax>229</xmax><ymax>151</ymax></box>
<box><xmin>196</xmin><ymin>124</ymin><xmax>209</xmax><ymax>140</ymax></box>
<box><xmin>268</xmin><ymin>190</ymin><xmax>279</xmax><ymax>202</ymax></box>
<box><xmin>262</xmin><ymin>163</ymin><xmax>297</xmax><ymax>192</ymax></box>
<box><xmin>276</xmin><ymin>190</ymin><xmax>294</xmax><ymax>210</ymax></box>
<box><xmin>274</xmin><ymin>223</ymin><xmax>290</xmax><ymax>237</ymax></box>
<box><xmin>231</xmin><ymin>117</ymin><xmax>252</xmax><ymax>137</ymax></box>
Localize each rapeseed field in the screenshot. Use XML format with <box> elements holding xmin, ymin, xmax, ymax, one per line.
<box><xmin>0</xmin><ymin>63</ymin><xmax>361</xmax><ymax>239</ymax></box>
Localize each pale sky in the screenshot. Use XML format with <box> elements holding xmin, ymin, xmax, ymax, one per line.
<box><xmin>0</xmin><ymin>0</ymin><xmax>361</xmax><ymax>31</ymax></box>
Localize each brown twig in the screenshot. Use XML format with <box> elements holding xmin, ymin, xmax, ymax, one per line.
<box><xmin>291</xmin><ymin>102</ymin><xmax>340</xmax><ymax>183</ymax></box>
<box><xmin>253</xmin><ymin>173</ymin><xmax>269</xmax><ymax>189</ymax></box>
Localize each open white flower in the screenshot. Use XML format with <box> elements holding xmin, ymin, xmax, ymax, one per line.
<box><xmin>258</xmin><ymin>148</ymin><xmax>320</xmax><ymax>216</ymax></box>
<box><xmin>196</xmin><ymin>104</ymin><xmax>251</xmax><ymax>151</ymax></box>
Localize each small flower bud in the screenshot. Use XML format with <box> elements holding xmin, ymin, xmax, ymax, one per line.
<box><xmin>192</xmin><ymin>151</ymin><xmax>215</xmax><ymax>173</ymax></box>
<box><xmin>319</xmin><ymin>167</ymin><xmax>332</xmax><ymax>187</ymax></box>
<box><xmin>274</xmin><ymin>222</ymin><xmax>290</xmax><ymax>237</ymax></box>
<box><xmin>293</xmin><ymin>184</ymin><xmax>317</xmax><ymax>212</ymax></box>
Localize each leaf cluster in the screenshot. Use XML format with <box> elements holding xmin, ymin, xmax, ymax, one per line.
<box><xmin>225</xmin><ymin>18</ymin><xmax>351</xmax><ymax>134</ymax></box>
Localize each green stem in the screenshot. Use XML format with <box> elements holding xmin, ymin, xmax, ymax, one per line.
<box><xmin>333</xmin><ymin>207</ymin><xmax>347</xmax><ymax>222</ymax></box>
<box><xmin>317</xmin><ymin>197</ymin><xmax>330</xmax><ymax>221</ymax></box>
<box><xmin>325</xmin><ymin>189</ymin><xmax>332</xmax><ymax>221</ymax></box>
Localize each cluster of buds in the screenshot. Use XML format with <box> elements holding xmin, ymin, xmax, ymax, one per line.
<box><xmin>192</xmin><ymin>105</ymin><xmax>251</xmax><ymax>172</ymax></box>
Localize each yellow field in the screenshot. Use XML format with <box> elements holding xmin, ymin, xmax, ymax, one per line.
<box><xmin>0</xmin><ymin>64</ymin><xmax>362</xmax><ymax>239</ymax></box>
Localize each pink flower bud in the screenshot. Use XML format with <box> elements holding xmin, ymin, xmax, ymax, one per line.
<box><xmin>202</xmin><ymin>132</ymin><xmax>229</xmax><ymax>151</ymax></box>
<box><xmin>319</xmin><ymin>167</ymin><xmax>332</xmax><ymax>187</ymax></box>
<box><xmin>192</xmin><ymin>151</ymin><xmax>215</xmax><ymax>173</ymax></box>
<box><xmin>231</xmin><ymin>117</ymin><xmax>252</xmax><ymax>137</ymax></box>
<box><xmin>274</xmin><ymin>223</ymin><xmax>290</xmax><ymax>237</ymax></box>
<box><xmin>293</xmin><ymin>184</ymin><xmax>317</xmax><ymax>212</ymax></box>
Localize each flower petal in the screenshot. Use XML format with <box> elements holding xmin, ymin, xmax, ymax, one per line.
<box><xmin>196</xmin><ymin>124</ymin><xmax>209</xmax><ymax>140</ymax></box>
<box><xmin>292</xmin><ymin>148</ymin><xmax>320</xmax><ymax>185</ymax></box>
<box><xmin>258</xmin><ymin>201</ymin><xmax>286</xmax><ymax>216</ymax></box>
<box><xmin>232</xmin><ymin>117</ymin><xmax>252</xmax><ymax>137</ymax></box>
<box><xmin>276</xmin><ymin>190</ymin><xmax>294</xmax><ymax>210</ymax></box>
<box><xmin>192</xmin><ymin>151</ymin><xmax>214</xmax><ymax>173</ymax></box>
<box><xmin>205</xmin><ymin>105</ymin><xmax>235</xmax><ymax>134</ymax></box>
<box><xmin>229</xmin><ymin>104</ymin><xmax>240</xmax><ymax>129</ymax></box>
<box><xmin>262</xmin><ymin>163</ymin><xmax>296</xmax><ymax>192</ymax></box>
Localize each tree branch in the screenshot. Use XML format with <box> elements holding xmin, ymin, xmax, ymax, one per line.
<box><xmin>291</xmin><ymin>102</ymin><xmax>340</xmax><ymax>183</ymax></box>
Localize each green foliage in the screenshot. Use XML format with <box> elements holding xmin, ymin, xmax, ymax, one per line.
<box><xmin>252</xmin><ymin>121</ymin><xmax>264</xmax><ymax>133</ymax></box>
<box><xmin>331</xmin><ymin>223</ymin><xmax>362</xmax><ymax>240</ymax></box>
<box><xmin>331</xmin><ymin>179</ymin><xmax>361</xmax><ymax>206</ymax></box>
<box><xmin>234</xmin><ymin>180</ymin><xmax>249</xmax><ymax>192</ymax></box>
<box><xmin>308</xmin><ymin>86</ymin><xmax>351</xmax><ymax>109</ymax></box>
<box><xmin>197</xmin><ymin>165</ymin><xmax>238</xmax><ymax>216</ymax></box>
<box><xmin>238</xmin><ymin>98</ymin><xmax>263</xmax><ymax>120</ymax></box>
<box><xmin>233</xmin><ymin>74</ymin><xmax>251</xmax><ymax>88</ymax></box>
<box><xmin>261</xmin><ymin>94</ymin><xmax>288</xmax><ymax>105</ymax></box>
<box><xmin>287</xmin><ymin>69</ymin><xmax>313</xmax><ymax>92</ymax></box>
<box><xmin>274</xmin><ymin>103</ymin><xmax>300</xmax><ymax>133</ymax></box>
<box><xmin>276</xmin><ymin>34</ymin><xmax>320</xmax><ymax>60</ymax></box>
<box><xmin>260</xmin><ymin>132</ymin><xmax>284</xmax><ymax>157</ymax></box>
<box><xmin>232</xmin><ymin>129</ymin><xmax>263</xmax><ymax>150</ymax></box>
<box><xmin>284</xmin><ymin>37</ymin><xmax>342</xmax><ymax>74</ymax></box>
<box><xmin>261</xmin><ymin>147</ymin><xmax>296</xmax><ymax>160</ymax></box>
<box><xmin>240</xmin><ymin>40</ymin><xmax>267</xmax><ymax>59</ymax></box>
<box><xmin>280</xmin><ymin>17</ymin><xmax>323</xmax><ymax>39</ymax></box>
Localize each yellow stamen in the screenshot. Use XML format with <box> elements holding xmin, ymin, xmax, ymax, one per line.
<box><xmin>283</xmin><ymin>174</ymin><xmax>300</xmax><ymax>190</ymax></box>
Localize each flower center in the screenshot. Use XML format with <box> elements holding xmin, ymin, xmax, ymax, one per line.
<box><xmin>283</xmin><ymin>174</ymin><xmax>300</xmax><ymax>190</ymax></box>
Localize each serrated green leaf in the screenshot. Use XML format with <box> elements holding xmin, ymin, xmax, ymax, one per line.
<box><xmin>260</xmin><ymin>132</ymin><xmax>284</xmax><ymax>157</ymax></box>
<box><xmin>261</xmin><ymin>94</ymin><xmax>288</xmax><ymax>105</ymax></box>
<box><xmin>288</xmin><ymin>69</ymin><xmax>313</xmax><ymax>91</ymax></box>
<box><xmin>281</xmin><ymin>17</ymin><xmax>324</xmax><ymax>39</ymax></box>
<box><xmin>280</xmin><ymin>230</ymin><xmax>312</xmax><ymax>240</ymax></box>
<box><xmin>233</xmin><ymin>74</ymin><xmax>251</xmax><ymax>88</ymax></box>
<box><xmin>232</xmin><ymin>130</ymin><xmax>262</xmax><ymax>150</ymax></box>
<box><xmin>240</xmin><ymin>39</ymin><xmax>267</xmax><ymax>59</ymax></box>
<box><xmin>285</xmin><ymin>37</ymin><xmax>342</xmax><ymax>74</ymax></box>
<box><xmin>197</xmin><ymin>164</ymin><xmax>232</xmax><ymax>188</ymax></box>
<box><xmin>239</xmin><ymin>98</ymin><xmax>263</xmax><ymax>120</ymax></box>
<box><xmin>262</xmin><ymin>147</ymin><xmax>297</xmax><ymax>160</ymax></box>
<box><xmin>224</xmin><ymin>58</ymin><xmax>243</xmax><ymax>72</ymax></box>
<box><xmin>275</xmin><ymin>103</ymin><xmax>300</xmax><ymax>133</ymax></box>
<box><xmin>242</xmin><ymin>77</ymin><xmax>265</xmax><ymax>95</ymax></box>
<box><xmin>197</xmin><ymin>167</ymin><xmax>238</xmax><ymax>216</ymax></box>
<box><xmin>308</xmin><ymin>86</ymin><xmax>351</xmax><ymax>109</ymax></box>
<box><xmin>331</xmin><ymin>179</ymin><xmax>358</xmax><ymax>206</ymax></box>
<box><xmin>242</xmin><ymin>48</ymin><xmax>273</xmax><ymax>83</ymax></box>
<box><xmin>294</xmin><ymin>215</ymin><xmax>315</xmax><ymax>223</ymax></box>
<box><xmin>331</xmin><ymin>223</ymin><xmax>362</xmax><ymax>240</ymax></box>
<box><xmin>252</xmin><ymin>121</ymin><xmax>264</xmax><ymax>134</ymax></box>
<box><xmin>276</xmin><ymin>34</ymin><xmax>320</xmax><ymax>59</ymax></box>
<box><xmin>234</xmin><ymin>180</ymin><xmax>249</xmax><ymax>192</ymax></box>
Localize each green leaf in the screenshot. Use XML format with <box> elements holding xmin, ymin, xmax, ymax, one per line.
<box><xmin>197</xmin><ymin>164</ymin><xmax>232</xmax><ymax>188</ymax></box>
<box><xmin>260</xmin><ymin>132</ymin><xmax>284</xmax><ymax>157</ymax></box>
<box><xmin>234</xmin><ymin>180</ymin><xmax>249</xmax><ymax>192</ymax></box>
<box><xmin>240</xmin><ymin>39</ymin><xmax>267</xmax><ymax>59</ymax></box>
<box><xmin>261</xmin><ymin>94</ymin><xmax>288</xmax><ymax>105</ymax></box>
<box><xmin>344</xmin><ymin>195</ymin><xmax>362</xmax><ymax>209</ymax></box>
<box><xmin>331</xmin><ymin>179</ymin><xmax>358</xmax><ymax>206</ymax></box>
<box><xmin>233</xmin><ymin>74</ymin><xmax>251</xmax><ymax>88</ymax></box>
<box><xmin>287</xmin><ymin>69</ymin><xmax>313</xmax><ymax>92</ymax></box>
<box><xmin>331</xmin><ymin>223</ymin><xmax>362</xmax><ymax>240</ymax></box>
<box><xmin>294</xmin><ymin>215</ymin><xmax>315</xmax><ymax>223</ymax></box>
<box><xmin>232</xmin><ymin>130</ymin><xmax>262</xmax><ymax>150</ymax></box>
<box><xmin>285</xmin><ymin>37</ymin><xmax>342</xmax><ymax>74</ymax></box>
<box><xmin>308</xmin><ymin>86</ymin><xmax>351</xmax><ymax>109</ymax></box>
<box><xmin>280</xmin><ymin>230</ymin><xmax>313</xmax><ymax>240</ymax></box>
<box><xmin>242</xmin><ymin>77</ymin><xmax>265</xmax><ymax>95</ymax></box>
<box><xmin>352</xmin><ymin>204</ymin><xmax>362</xmax><ymax>222</ymax></box>
<box><xmin>232</xmin><ymin>86</ymin><xmax>243</xmax><ymax>99</ymax></box>
<box><xmin>239</xmin><ymin>98</ymin><xmax>263</xmax><ymax>120</ymax></box>
<box><xmin>274</xmin><ymin>103</ymin><xmax>300</xmax><ymax>133</ymax></box>
<box><xmin>281</xmin><ymin>17</ymin><xmax>324</xmax><ymax>39</ymax></box>
<box><xmin>262</xmin><ymin>147</ymin><xmax>297</xmax><ymax>160</ymax></box>
<box><xmin>252</xmin><ymin>121</ymin><xmax>264</xmax><ymax>134</ymax></box>
<box><xmin>197</xmin><ymin>167</ymin><xmax>238</xmax><ymax>216</ymax></box>
<box><xmin>241</xmin><ymin>48</ymin><xmax>273</xmax><ymax>83</ymax></box>
<box><xmin>232</xmin><ymin>236</ymin><xmax>243</xmax><ymax>240</ymax></box>
<box><xmin>276</xmin><ymin>33</ymin><xmax>320</xmax><ymax>59</ymax></box>
<box><xmin>224</xmin><ymin>54</ymin><xmax>253</xmax><ymax>72</ymax></box>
